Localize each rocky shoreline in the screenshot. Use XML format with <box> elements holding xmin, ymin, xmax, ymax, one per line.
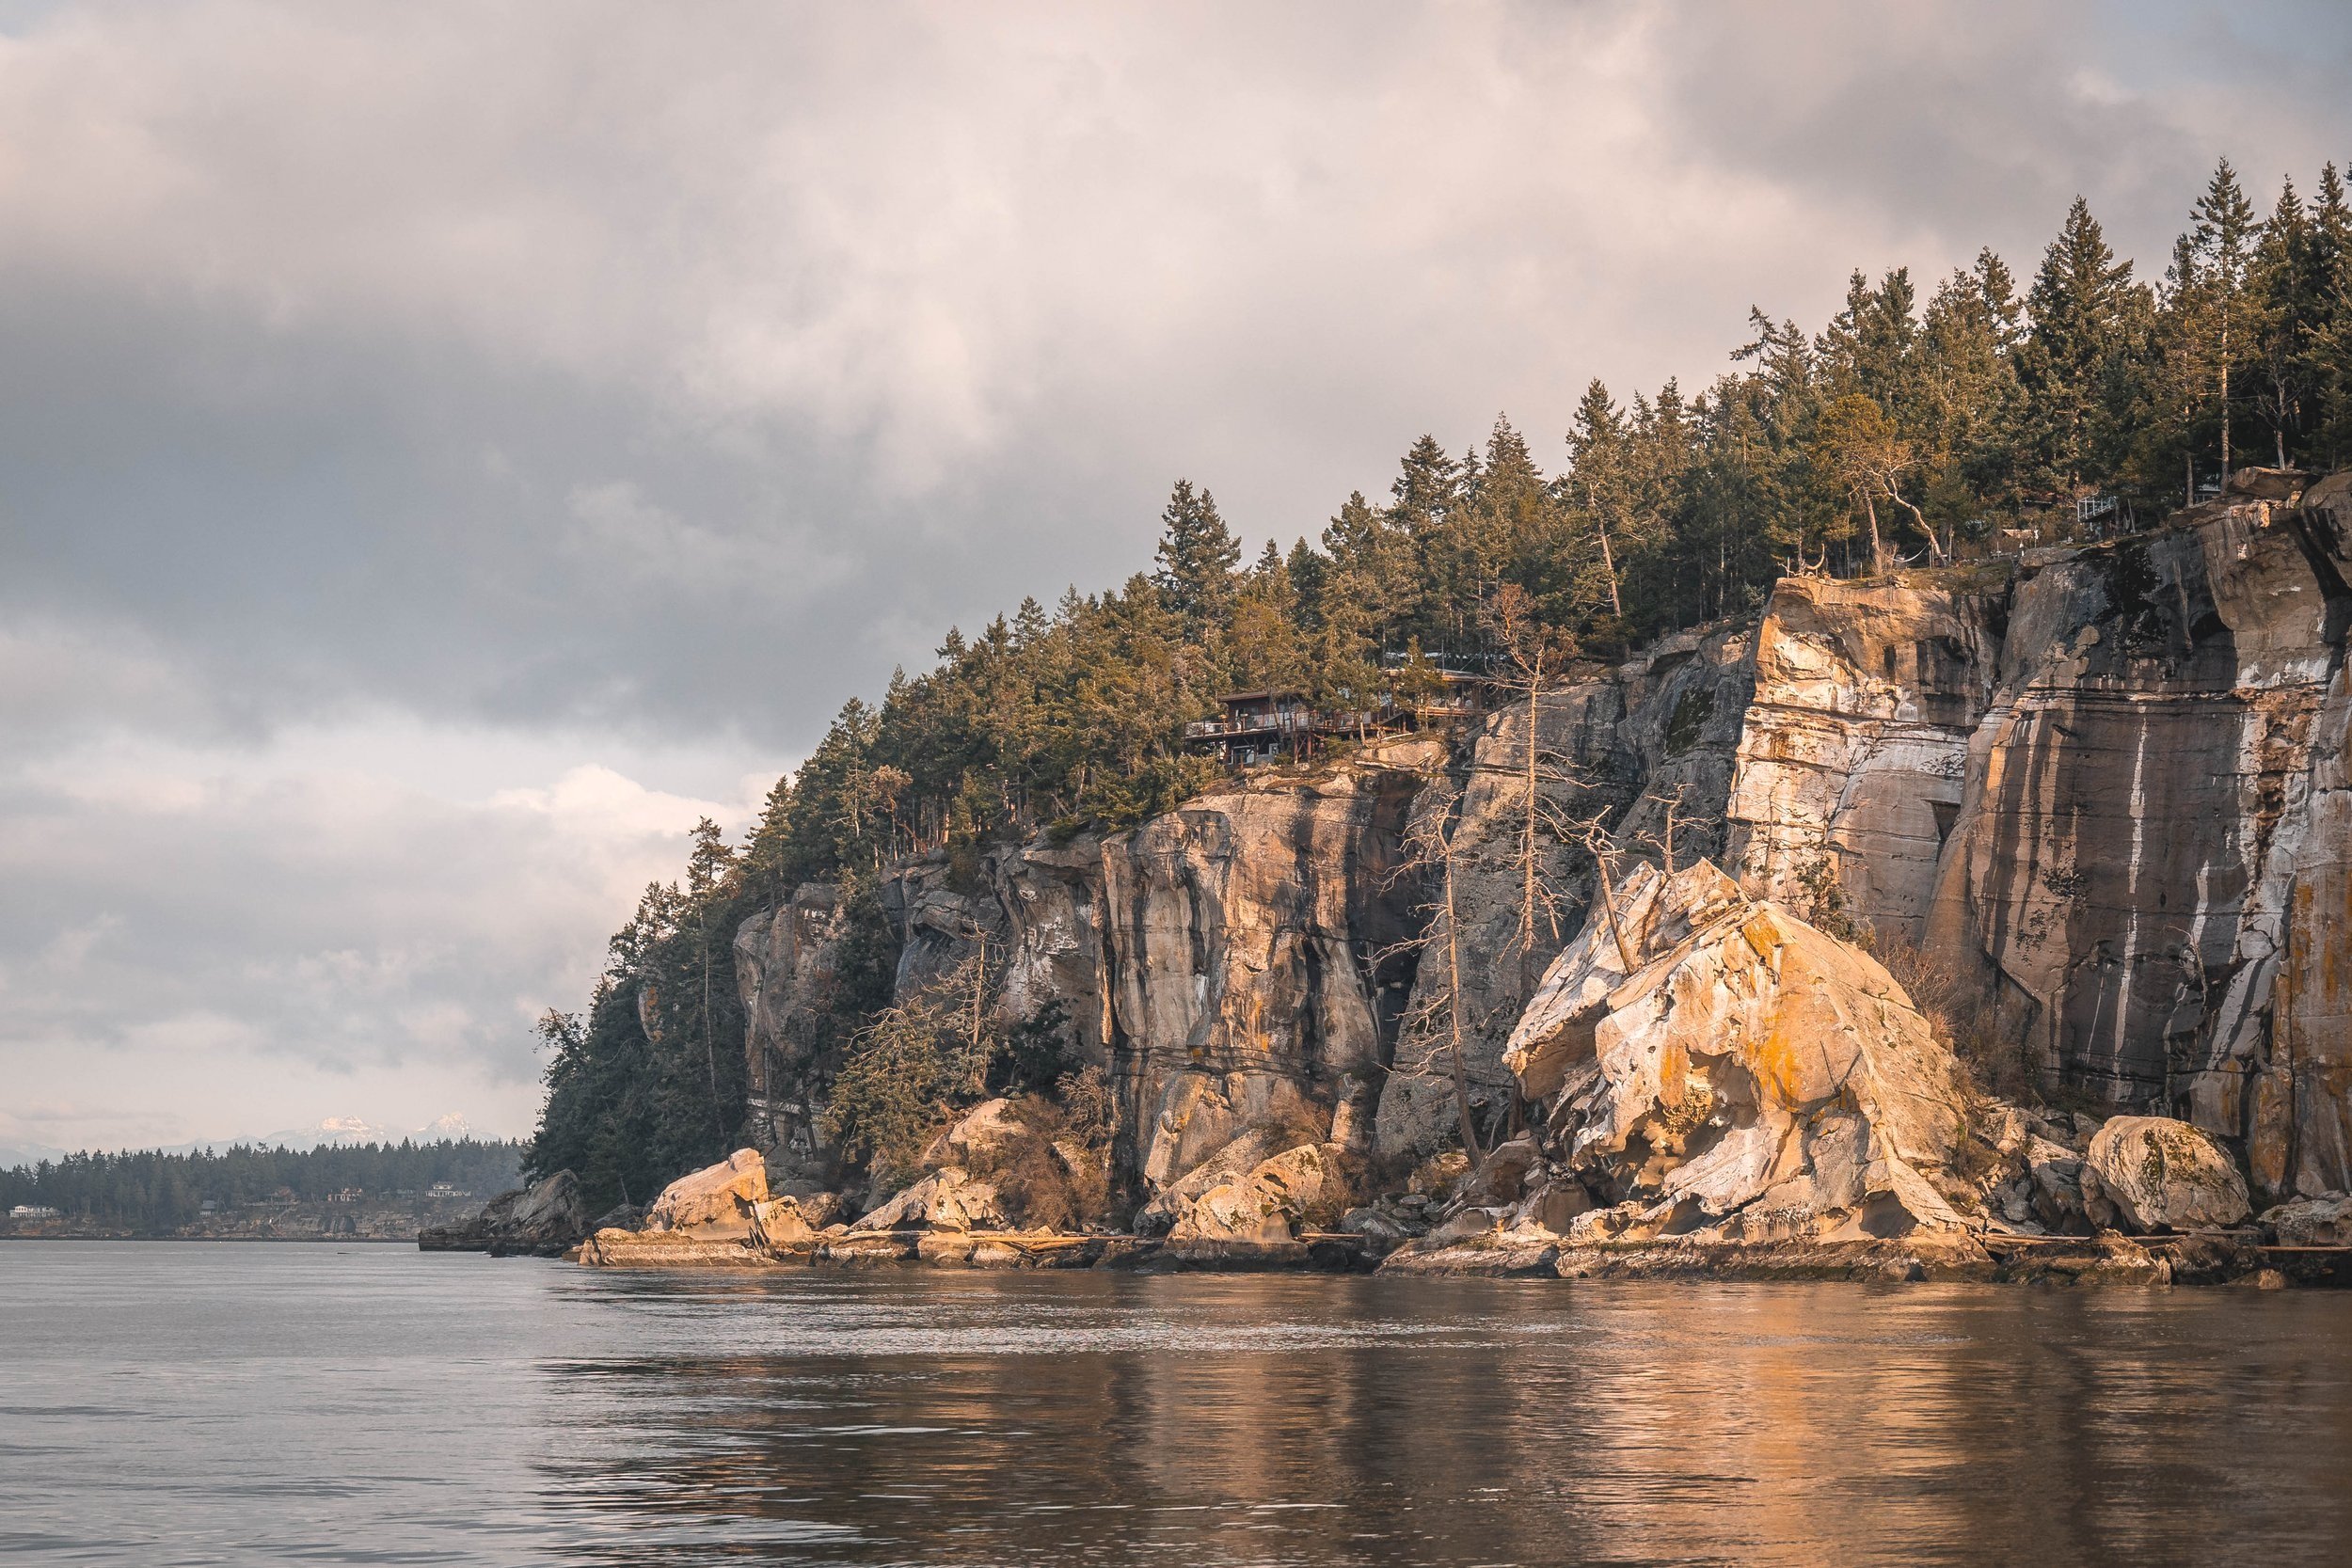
<box><xmin>438</xmin><ymin>1131</ymin><xmax>2348</xmax><ymax>1289</ymax></box>
<box><xmin>563</xmin><ymin>1213</ymin><xmax>2347</xmax><ymax>1290</ymax></box>
<box><xmin>446</xmin><ymin>853</ymin><xmax>2352</xmax><ymax>1291</ymax></box>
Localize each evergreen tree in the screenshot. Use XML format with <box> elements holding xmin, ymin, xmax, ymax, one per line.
<box><xmin>2189</xmin><ymin>158</ymin><xmax>2259</xmax><ymax>474</ymax></box>
<box><xmin>2249</xmin><ymin>175</ymin><xmax>2319</xmax><ymax>468</ymax></box>
<box><xmin>2016</xmin><ymin>197</ymin><xmax>2144</xmax><ymax>492</ymax></box>
<box><xmin>1151</xmin><ymin>479</ymin><xmax>1240</xmax><ymax>638</ymax></box>
<box><xmin>2148</xmin><ymin>229</ymin><xmax>2223</xmax><ymax>504</ymax></box>
<box><xmin>2309</xmin><ymin>165</ymin><xmax>2352</xmax><ymax>466</ymax></box>
<box><xmin>1564</xmin><ymin>380</ymin><xmax>1630</xmax><ymax>621</ymax></box>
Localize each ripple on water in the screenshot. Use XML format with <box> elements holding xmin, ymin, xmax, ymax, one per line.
<box><xmin>3</xmin><ymin>1245</ymin><xmax>2351</xmax><ymax>1566</ymax></box>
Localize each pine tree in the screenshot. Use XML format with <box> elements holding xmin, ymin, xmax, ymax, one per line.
<box><xmin>1565</xmin><ymin>380</ymin><xmax>1629</xmax><ymax>619</ymax></box>
<box><xmin>2016</xmin><ymin>197</ymin><xmax>2144</xmax><ymax>493</ymax></box>
<box><xmin>2249</xmin><ymin>175</ymin><xmax>2318</xmax><ymax>468</ymax></box>
<box><xmin>2189</xmin><ymin>158</ymin><xmax>2258</xmax><ymax>475</ymax></box>
<box><xmin>2308</xmin><ymin>165</ymin><xmax>2352</xmax><ymax>466</ymax></box>
<box><xmin>2150</xmin><ymin>229</ymin><xmax>2222</xmax><ymax>504</ymax></box>
<box><xmin>1151</xmin><ymin>479</ymin><xmax>1240</xmax><ymax>638</ymax></box>
<box><xmin>1918</xmin><ymin>250</ymin><xmax>2021</xmax><ymax>515</ymax></box>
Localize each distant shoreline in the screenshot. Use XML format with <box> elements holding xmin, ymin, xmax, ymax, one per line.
<box><xmin>0</xmin><ymin>1233</ymin><xmax>425</xmax><ymax>1244</ymax></box>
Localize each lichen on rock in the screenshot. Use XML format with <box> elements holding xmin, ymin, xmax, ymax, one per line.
<box><xmin>1498</xmin><ymin>859</ymin><xmax>1978</xmax><ymax>1244</ymax></box>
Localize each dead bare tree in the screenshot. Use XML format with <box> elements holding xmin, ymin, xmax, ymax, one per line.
<box><xmin>1381</xmin><ymin>776</ymin><xmax>1486</xmax><ymax>1167</ymax></box>
<box><xmin>1638</xmin><ymin>783</ymin><xmax>1693</xmax><ymax>877</ymax></box>
<box><xmin>1569</xmin><ymin>811</ymin><xmax>1639</xmax><ymax>974</ymax></box>
<box><xmin>1480</xmin><ymin>586</ymin><xmax>1586</xmax><ymax>997</ymax></box>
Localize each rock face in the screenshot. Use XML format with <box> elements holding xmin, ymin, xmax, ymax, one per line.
<box><xmin>418</xmin><ymin>1170</ymin><xmax>590</xmax><ymax>1257</ymax></box>
<box><xmin>1100</xmin><ymin>744</ymin><xmax>1438</xmax><ymax>1191</ymax></box>
<box><xmin>1933</xmin><ymin>499</ymin><xmax>2347</xmax><ymax>1175</ymax></box>
<box><xmin>645</xmin><ymin>1148</ymin><xmax>769</xmax><ymax>1237</ymax></box>
<box><xmin>1725</xmin><ymin>574</ymin><xmax>2002</xmax><ymax>945</ymax></box>
<box><xmin>736</xmin><ymin>882</ymin><xmax>850</xmax><ymax>1177</ymax></box>
<box><xmin>1502</xmin><ymin>861</ymin><xmax>1975</xmax><ymax>1242</ymax></box>
<box><xmin>1723</xmin><ymin>483</ymin><xmax>2352</xmax><ymax>1200</ymax></box>
<box><xmin>726</xmin><ymin>476</ymin><xmax>2352</xmax><ymax>1217</ymax></box>
<box><xmin>1373</xmin><ymin>627</ymin><xmax>1756</xmax><ymax>1160</ymax></box>
<box><xmin>2083</xmin><ymin>1116</ymin><xmax>2252</xmax><ymax>1232</ymax></box>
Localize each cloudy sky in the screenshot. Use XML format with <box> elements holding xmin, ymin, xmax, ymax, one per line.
<box><xmin>4</xmin><ymin>0</ymin><xmax>2347</xmax><ymax>1158</ymax></box>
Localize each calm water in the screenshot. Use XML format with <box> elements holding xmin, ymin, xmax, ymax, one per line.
<box><xmin>3</xmin><ymin>1243</ymin><xmax>2350</xmax><ymax>1565</ymax></box>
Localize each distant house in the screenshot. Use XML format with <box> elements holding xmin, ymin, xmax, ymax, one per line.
<box><xmin>426</xmin><ymin>1181</ymin><xmax>465</xmax><ymax>1199</ymax></box>
<box><xmin>1183</xmin><ymin>657</ymin><xmax>1495</xmax><ymax>768</ymax></box>
<box><xmin>8</xmin><ymin>1204</ymin><xmax>60</xmax><ymax>1221</ymax></box>
<box><xmin>1184</xmin><ymin>690</ymin><xmax>1318</xmax><ymax>766</ymax></box>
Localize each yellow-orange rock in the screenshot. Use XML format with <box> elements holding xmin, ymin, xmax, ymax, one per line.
<box><xmin>1503</xmin><ymin>860</ymin><xmax>1973</xmax><ymax>1242</ymax></box>
<box><xmin>645</xmin><ymin>1148</ymin><xmax>769</xmax><ymax>1237</ymax></box>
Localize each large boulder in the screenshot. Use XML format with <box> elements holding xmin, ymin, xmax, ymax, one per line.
<box><xmin>2083</xmin><ymin>1117</ymin><xmax>2251</xmax><ymax>1232</ymax></box>
<box><xmin>646</xmin><ymin>1148</ymin><xmax>770</xmax><ymax>1237</ymax></box>
<box><xmin>853</xmin><ymin>1167</ymin><xmax>1007</xmax><ymax>1233</ymax></box>
<box><xmin>1501</xmin><ymin>860</ymin><xmax>1975</xmax><ymax>1243</ymax></box>
<box><xmin>419</xmin><ymin>1170</ymin><xmax>591</xmax><ymax>1257</ymax></box>
<box><xmin>2260</xmin><ymin>1193</ymin><xmax>2352</xmax><ymax>1245</ymax></box>
<box><xmin>1134</xmin><ymin>1125</ymin><xmax>1293</xmax><ymax>1236</ymax></box>
<box><xmin>920</xmin><ymin>1099</ymin><xmax>1023</xmax><ymax>1167</ymax></box>
<box><xmin>1167</xmin><ymin>1143</ymin><xmax>1345</xmax><ymax>1248</ymax></box>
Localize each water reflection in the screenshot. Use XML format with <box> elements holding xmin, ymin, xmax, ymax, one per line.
<box><xmin>535</xmin><ymin>1273</ymin><xmax>2352</xmax><ymax>1566</ymax></box>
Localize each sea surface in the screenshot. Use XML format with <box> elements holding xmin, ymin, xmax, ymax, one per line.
<box><xmin>4</xmin><ymin>1242</ymin><xmax>2350</xmax><ymax>1566</ymax></box>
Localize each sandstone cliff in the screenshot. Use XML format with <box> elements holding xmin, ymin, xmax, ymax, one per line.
<box><xmin>1730</xmin><ymin>477</ymin><xmax>2352</xmax><ymax>1198</ymax></box>
<box><xmin>735</xmin><ymin>472</ymin><xmax>2352</xmax><ymax>1216</ymax></box>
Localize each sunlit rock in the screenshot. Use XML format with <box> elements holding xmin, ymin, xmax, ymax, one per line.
<box><xmin>1165</xmin><ymin>1143</ymin><xmax>1345</xmax><ymax>1254</ymax></box>
<box><xmin>854</xmin><ymin>1166</ymin><xmax>1007</xmax><ymax>1233</ymax></box>
<box><xmin>2083</xmin><ymin>1117</ymin><xmax>2251</xmax><ymax>1232</ymax></box>
<box><xmin>1500</xmin><ymin>860</ymin><xmax>1975</xmax><ymax>1243</ymax></box>
<box><xmin>646</xmin><ymin>1148</ymin><xmax>769</xmax><ymax>1238</ymax></box>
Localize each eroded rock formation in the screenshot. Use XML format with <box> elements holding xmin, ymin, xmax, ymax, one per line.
<box><xmin>723</xmin><ymin>472</ymin><xmax>2352</xmax><ymax>1240</ymax></box>
<box><xmin>1102</xmin><ymin>742</ymin><xmax>1437</xmax><ymax>1188</ymax></box>
<box><xmin>1373</xmin><ymin>626</ymin><xmax>1755</xmax><ymax>1158</ymax></box>
<box><xmin>1496</xmin><ymin>860</ymin><xmax>1977</xmax><ymax>1244</ymax></box>
<box><xmin>1728</xmin><ymin>478</ymin><xmax>2352</xmax><ymax>1197</ymax></box>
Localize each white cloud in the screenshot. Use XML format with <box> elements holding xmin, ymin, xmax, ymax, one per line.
<box><xmin>0</xmin><ymin>720</ymin><xmax>774</xmax><ymax>1148</ymax></box>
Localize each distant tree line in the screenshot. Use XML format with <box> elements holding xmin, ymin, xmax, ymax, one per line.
<box><xmin>528</xmin><ymin>158</ymin><xmax>2352</xmax><ymax>1207</ymax></box>
<box><xmin>0</xmin><ymin>1141</ymin><xmax>524</xmax><ymax>1231</ymax></box>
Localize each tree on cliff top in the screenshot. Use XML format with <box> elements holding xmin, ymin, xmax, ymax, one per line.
<box><xmin>2016</xmin><ymin>197</ymin><xmax>2144</xmax><ymax>492</ymax></box>
<box><xmin>1152</xmin><ymin>479</ymin><xmax>1240</xmax><ymax>638</ymax></box>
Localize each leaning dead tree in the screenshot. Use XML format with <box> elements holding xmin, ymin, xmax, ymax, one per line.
<box><xmin>1569</xmin><ymin>811</ymin><xmax>1639</xmax><ymax>974</ymax></box>
<box><xmin>1637</xmin><ymin>782</ymin><xmax>1694</xmax><ymax>877</ymax></box>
